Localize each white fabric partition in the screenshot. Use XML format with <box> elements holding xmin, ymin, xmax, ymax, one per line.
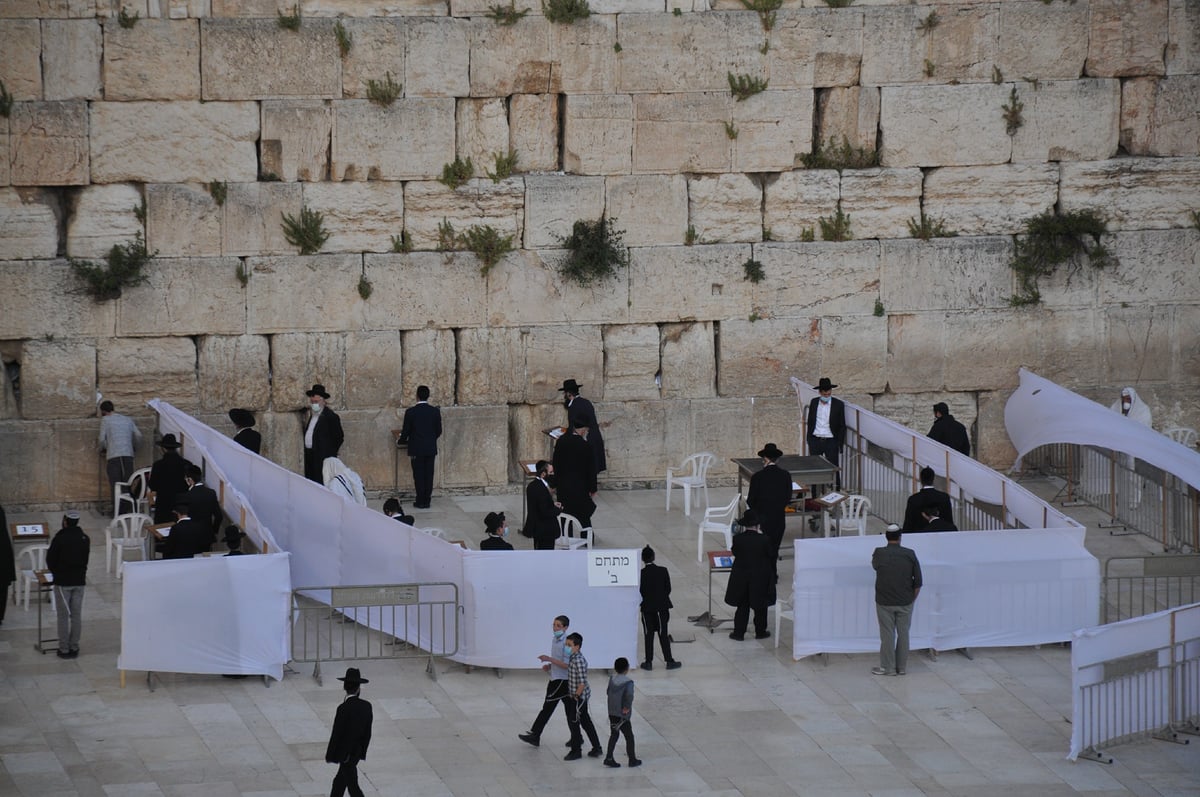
<box><xmin>791</xmin><ymin>528</ymin><xmax>1101</xmax><ymax>659</ymax></box>
<box><xmin>118</xmin><ymin>554</ymin><xmax>292</xmax><ymax>680</ymax></box>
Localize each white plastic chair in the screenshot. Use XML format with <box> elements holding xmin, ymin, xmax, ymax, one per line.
<box><xmin>1164</xmin><ymin>427</ymin><xmax>1198</xmax><ymax>448</ymax></box>
<box><xmin>665</xmin><ymin>452</ymin><xmax>715</xmax><ymax>516</ymax></box>
<box><xmin>773</xmin><ymin>598</ymin><xmax>793</xmax><ymax>650</ymax></box>
<box><xmin>16</xmin><ymin>544</ymin><xmax>54</xmax><ymax>612</ymax></box>
<box><xmin>114</xmin><ymin>466</ymin><xmax>153</xmax><ymax>518</ymax></box>
<box><xmin>556</xmin><ymin>513</ymin><xmax>591</xmax><ymax>550</ymax></box>
<box><xmin>823</xmin><ymin>495</ymin><xmax>871</xmax><ymax>537</ymax></box>
<box><xmin>107</xmin><ymin>513</ymin><xmax>152</xmax><ymax>576</ymax></box>
<box><xmin>696</xmin><ymin>495</ymin><xmax>739</xmax><ymax>562</ymax></box>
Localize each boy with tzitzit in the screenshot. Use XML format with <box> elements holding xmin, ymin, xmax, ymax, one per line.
<box><xmin>563</xmin><ymin>632</ymin><xmax>603</xmax><ymax>760</ymax></box>
<box><xmin>603</xmin><ymin>657</ymin><xmax>642</xmax><ymax>768</ymax></box>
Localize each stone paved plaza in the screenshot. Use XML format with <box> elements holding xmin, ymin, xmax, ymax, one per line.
<box><xmin>3</xmin><ymin>479</ymin><xmax>1199</xmax><ymax>797</ymax></box>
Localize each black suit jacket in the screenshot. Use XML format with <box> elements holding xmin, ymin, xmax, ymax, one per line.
<box><xmin>913</xmin><ymin>517</ymin><xmax>959</xmax><ymax>532</ymax></box>
<box><xmin>724</xmin><ymin>530</ymin><xmax>776</xmax><ymax>609</ymax></box>
<box><xmin>234</xmin><ymin>428</ymin><xmax>262</xmax><ymax>455</ymax></box>
<box><xmin>807</xmin><ymin>396</ymin><xmax>847</xmax><ymax>445</ymax></box>
<box><xmin>186</xmin><ymin>483</ymin><xmax>223</xmax><ymax>542</ymax></box>
<box><xmin>326</xmin><ymin>695</ymin><xmax>373</xmax><ymax>764</ymax></box>
<box><xmin>522</xmin><ymin>478</ymin><xmax>559</xmax><ymax>543</ymax></box>
<box><xmin>747</xmin><ymin>463</ymin><xmax>793</xmax><ymax>537</ymax></box>
<box><xmin>148</xmin><ymin>452</ymin><xmax>192</xmax><ymax>524</ymax></box>
<box><xmin>163</xmin><ymin>517</ymin><xmax>209</xmax><ymax>559</ymax></box>
<box><xmin>928</xmin><ymin>414</ymin><xmax>971</xmax><ymax>457</ymax></box>
<box><xmin>566</xmin><ymin>396</ymin><xmax>606</xmax><ymax>473</ymax></box>
<box><xmin>553</xmin><ymin>432</ymin><xmax>597</xmax><ymax>506</ymax></box>
<box><xmin>310</xmin><ymin>409</ymin><xmax>345</xmax><ymax>463</ymax></box>
<box><xmin>480</xmin><ymin>536</ymin><xmax>514</xmax><ymax>551</ymax></box>
<box><xmin>901</xmin><ymin>487</ymin><xmax>954</xmax><ymax>532</ymax></box>
<box><xmin>400</xmin><ymin>402</ymin><xmax>442</xmax><ymax>457</ymax></box>
<box><xmin>640</xmin><ymin>562</ymin><xmax>673</xmax><ymax>611</ymax></box>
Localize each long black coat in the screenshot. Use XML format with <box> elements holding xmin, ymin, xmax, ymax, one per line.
<box><xmin>565</xmin><ymin>396</ymin><xmax>606</xmax><ymax>473</ymax></box>
<box><xmin>747</xmin><ymin>463</ymin><xmax>793</xmax><ymax>542</ymax></box>
<box><xmin>724</xmin><ymin>529</ymin><xmax>776</xmax><ymax>610</ymax></box>
<box><xmin>552</xmin><ymin>432</ymin><xmax>596</xmax><ymax>520</ymax></box>
<box><xmin>640</xmin><ymin>562</ymin><xmax>673</xmax><ymax>611</ymax></box>
<box><xmin>522</xmin><ymin>478</ymin><xmax>559</xmax><ymax>544</ymax></box>
<box><xmin>326</xmin><ymin>695</ymin><xmax>373</xmax><ymax>764</ymax></box>
<box><xmin>304</xmin><ymin>408</ymin><xmax>344</xmax><ymax>481</ymax></box>
<box><xmin>0</xmin><ymin>503</ymin><xmax>14</xmax><ymax>586</ymax></box>
<box><xmin>901</xmin><ymin>487</ymin><xmax>954</xmax><ymax>532</ymax></box>
<box><xmin>186</xmin><ymin>483</ymin><xmax>223</xmax><ymax>542</ymax></box>
<box><xmin>234</xmin><ymin>428</ymin><xmax>262</xmax><ymax>455</ymax></box>
<box><xmin>163</xmin><ymin>517</ymin><xmax>210</xmax><ymax>559</ymax></box>
<box><xmin>807</xmin><ymin>396</ymin><xmax>847</xmax><ymax>444</ymax></box>
<box><xmin>148</xmin><ymin>451</ymin><xmax>192</xmax><ymax>524</ymax></box>
<box><xmin>928</xmin><ymin>414</ymin><xmax>971</xmax><ymax>456</ymax></box>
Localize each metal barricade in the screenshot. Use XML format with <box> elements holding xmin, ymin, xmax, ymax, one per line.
<box><xmin>291</xmin><ymin>582</ymin><xmax>459</xmax><ymax>685</ymax></box>
<box><xmin>1102</xmin><ymin>556</ymin><xmax>1200</xmax><ymax>624</ymax></box>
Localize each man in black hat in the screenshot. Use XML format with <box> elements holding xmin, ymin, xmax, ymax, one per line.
<box><xmin>229</xmin><ymin>408</ymin><xmax>261</xmax><ymax>454</ymax></box>
<box><xmin>399</xmin><ymin>385</ymin><xmax>442</xmax><ymax>508</ymax></box>
<box><xmin>553</xmin><ymin>416</ymin><xmax>598</xmax><ymax>536</ymax></box>
<box><xmin>163</xmin><ymin>500</ymin><xmax>209</xmax><ymax>559</ymax></box>
<box><xmin>639</xmin><ymin>546</ymin><xmax>681</xmax><ymax>671</ymax></box>
<box><xmin>928</xmin><ymin>402</ymin><xmax>970</xmax><ymax>457</ymax></box>
<box><xmin>523</xmin><ymin>460</ymin><xmax>561</xmax><ymax>550</ymax></box>
<box><xmin>724</xmin><ymin>510</ymin><xmax>776</xmax><ymax>641</ymax></box>
<box><xmin>222</xmin><ymin>525</ymin><xmax>246</xmax><ymax>555</ymax></box>
<box><xmin>559</xmin><ymin>379</ymin><xmax>606</xmax><ymax>474</ymax></box>
<box><xmin>806</xmin><ymin>377</ymin><xmax>846</xmax><ymax>489</ymax></box>
<box><xmin>747</xmin><ymin>443</ymin><xmax>793</xmax><ymax>557</ymax></box>
<box><xmin>481</xmin><ymin>511</ymin><xmax>513</xmax><ymax>550</ymax></box>
<box><xmin>183</xmin><ymin>464</ymin><xmax>222</xmax><ymax>545</ymax></box>
<box><xmin>148</xmin><ymin>433</ymin><xmax>192</xmax><ymax>524</ymax></box>
<box><xmin>304</xmin><ymin>384</ymin><xmax>344</xmax><ymax>484</ymax></box>
<box><xmin>326</xmin><ymin>667</ymin><xmax>373</xmax><ymax>797</ymax></box>
<box><xmin>48</xmin><ymin>512</ymin><xmax>89</xmax><ymax>658</ymax></box>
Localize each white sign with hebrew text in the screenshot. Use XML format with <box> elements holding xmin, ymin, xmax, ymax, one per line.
<box><xmin>588</xmin><ymin>549</ymin><xmax>639</xmax><ymax>587</ymax></box>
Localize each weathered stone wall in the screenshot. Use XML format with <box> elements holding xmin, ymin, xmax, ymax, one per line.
<box><xmin>1</xmin><ymin>1</ymin><xmax>1197</xmax><ymax>508</ymax></box>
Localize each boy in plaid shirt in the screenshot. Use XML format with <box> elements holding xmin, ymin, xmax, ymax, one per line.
<box><xmin>563</xmin><ymin>632</ymin><xmax>602</xmax><ymax>760</ymax></box>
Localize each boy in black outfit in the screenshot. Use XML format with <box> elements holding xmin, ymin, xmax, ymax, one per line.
<box><xmin>639</xmin><ymin>546</ymin><xmax>681</xmax><ymax>670</ymax></box>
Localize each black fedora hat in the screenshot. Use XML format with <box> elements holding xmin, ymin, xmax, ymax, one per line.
<box><xmin>223</xmin><ymin>525</ymin><xmax>244</xmax><ymax>545</ymax></box>
<box><xmin>757</xmin><ymin>442</ymin><xmax>784</xmax><ymax>460</ymax></box>
<box><xmin>157</xmin><ymin>433</ymin><xmax>182</xmax><ymax>449</ymax></box>
<box><xmin>737</xmin><ymin>509</ymin><xmax>759</xmax><ymax>528</ymax></box>
<box><xmin>558</xmin><ymin>379</ymin><xmax>582</xmax><ymax>394</ymax></box>
<box><xmin>816</xmin><ymin>377</ymin><xmax>837</xmax><ymax>391</ymax></box>
<box><xmin>337</xmin><ymin>667</ymin><xmax>369</xmax><ymax>685</ymax></box>
<box><xmin>305</xmin><ymin>384</ymin><xmax>331</xmax><ymax>399</ymax></box>
<box><xmin>228</xmin><ymin>408</ymin><xmax>256</xmax><ymax>428</ymax></box>
<box><xmin>484</xmin><ymin>511</ymin><xmax>506</xmax><ymax>533</ymax></box>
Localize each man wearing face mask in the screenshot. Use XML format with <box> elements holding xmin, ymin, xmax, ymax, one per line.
<box><xmin>523</xmin><ymin>460</ymin><xmax>561</xmax><ymax>550</ymax></box>
<box><xmin>519</xmin><ymin>615</ymin><xmax>572</xmax><ymax>747</ymax></box>
<box><xmin>303</xmin><ymin>384</ymin><xmax>344</xmax><ymax>483</ymax></box>
<box><xmin>806</xmin><ymin>377</ymin><xmax>846</xmax><ymax>490</ymax></box>
<box><xmin>1110</xmin><ymin>387</ymin><xmax>1152</xmax><ymax>428</ymax></box>
<box><xmin>480</xmin><ymin>511</ymin><xmax>514</xmax><ymax>550</ymax></box>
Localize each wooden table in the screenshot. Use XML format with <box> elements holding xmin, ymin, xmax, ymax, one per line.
<box><xmin>517</xmin><ymin>459</ymin><xmax>540</xmax><ymax>526</ymax></box>
<box><xmin>731</xmin><ymin>455</ymin><xmax>839</xmax><ymax>540</ymax></box>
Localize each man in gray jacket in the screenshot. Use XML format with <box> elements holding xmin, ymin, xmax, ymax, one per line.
<box><xmin>98</xmin><ymin>400</ymin><xmax>142</xmax><ymax>508</ymax></box>
<box><xmin>872</xmin><ymin>528</ymin><xmax>923</xmax><ymax>676</ymax></box>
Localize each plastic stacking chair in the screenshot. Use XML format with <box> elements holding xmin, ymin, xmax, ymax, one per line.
<box><xmin>16</xmin><ymin>544</ymin><xmax>54</xmax><ymax>612</ymax></box>
<box><xmin>773</xmin><ymin>598</ymin><xmax>793</xmax><ymax>650</ymax></box>
<box><xmin>555</xmin><ymin>513</ymin><xmax>591</xmax><ymax>550</ymax></box>
<box><xmin>106</xmin><ymin>513</ymin><xmax>152</xmax><ymax>577</ymax></box>
<box><xmin>823</xmin><ymin>495</ymin><xmax>871</xmax><ymax>537</ymax></box>
<box><xmin>1164</xmin><ymin>427</ymin><xmax>1198</xmax><ymax>448</ymax></box>
<box><xmin>696</xmin><ymin>495</ymin><xmax>738</xmax><ymax>562</ymax></box>
<box><xmin>114</xmin><ymin>467</ymin><xmax>153</xmax><ymax>519</ymax></box>
<box><xmin>665</xmin><ymin>452</ymin><xmax>715</xmax><ymax>516</ymax></box>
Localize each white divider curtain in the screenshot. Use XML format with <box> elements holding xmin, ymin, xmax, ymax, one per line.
<box><xmin>1069</xmin><ymin>601</ymin><xmax>1200</xmax><ymax>760</ymax></box>
<box><xmin>1005</xmin><ymin>368</ymin><xmax>1200</xmax><ymax>492</ymax></box>
<box><xmin>790</xmin><ymin>528</ymin><xmax>1100</xmax><ymax>660</ymax></box>
<box><xmin>147</xmin><ymin>401</ymin><xmax>640</xmax><ymax>669</ymax></box>
<box><xmin>118</xmin><ymin>554</ymin><xmax>292</xmax><ymax>680</ymax></box>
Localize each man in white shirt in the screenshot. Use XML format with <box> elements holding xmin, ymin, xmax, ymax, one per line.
<box><xmin>805</xmin><ymin>377</ymin><xmax>846</xmax><ymax>489</ymax></box>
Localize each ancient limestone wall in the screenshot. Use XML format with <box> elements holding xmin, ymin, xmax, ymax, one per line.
<box><xmin>1</xmin><ymin>0</ymin><xmax>1198</xmax><ymax>507</ymax></box>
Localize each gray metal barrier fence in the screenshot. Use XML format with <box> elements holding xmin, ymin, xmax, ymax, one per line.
<box><xmin>291</xmin><ymin>582</ymin><xmax>459</xmax><ymax>685</ymax></box>
<box><xmin>1102</xmin><ymin>555</ymin><xmax>1200</xmax><ymax>624</ymax></box>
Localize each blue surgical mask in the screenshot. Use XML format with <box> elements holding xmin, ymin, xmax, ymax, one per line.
<box><xmin>563</xmin><ymin>646</ymin><xmax>574</xmax><ymax>657</ymax></box>
<box><xmin>501</xmin><ymin>525</ymin><xmax>509</xmax><ymax>538</ymax></box>
<box><xmin>553</xmin><ymin>630</ymin><xmax>564</xmax><ymax>639</ymax></box>
<box><xmin>820</xmin><ymin>396</ymin><xmax>831</xmax><ymax>404</ymax></box>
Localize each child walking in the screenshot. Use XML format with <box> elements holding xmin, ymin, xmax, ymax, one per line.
<box><xmin>603</xmin><ymin>657</ymin><xmax>642</xmax><ymax>768</ymax></box>
<box><xmin>563</xmin><ymin>632</ymin><xmax>603</xmax><ymax>760</ymax></box>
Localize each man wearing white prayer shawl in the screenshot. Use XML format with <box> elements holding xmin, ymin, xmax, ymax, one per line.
<box><xmin>1108</xmin><ymin>386</ymin><xmax>1153</xmax><ymax>508</ymax></box>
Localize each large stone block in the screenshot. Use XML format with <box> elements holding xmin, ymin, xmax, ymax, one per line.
<box><xmin>90</xmin><ymin>101</ymin><xmax>259</xmax><ymax>183</ymax></box>
<box><xmin>403</xmin><ymin>178</ymin><xmax>524</xmax><ymax>250</ymax></box>
<box><xmin>258</xmin><ymin>409</ymin><xmax>305</xmax><ymax>477</ymax></box>
<box><xmin>563</xmin><ymin>93</ymin><xmax>633</xmax><ymax>175</ymax></box>
<box><xmin>401</xmin><ymin>328</ymin><xmax>456</xmax><ymax>404</ymax></box>
<box><xmin>749</xmin><ymin>396</ymin><xmax>806</xmax><ymax>467</ymax></box>
<box><xmin>116</xmin><ymin>256</ymin><xmax>246</xmax><ymax>337</ymax></box>
<box><xmin>363</xmin><ymin>253</ymin><xmax>487</xmax><ymax>331</ymax></box>
<box><xmin>103</xmin><ymin>18</ymin><xmax>201</xmax><ymax>101</ymax></box>
<box><xmin>632</xmin><ymin>92</ymin><xmax>730</xmax><ymax>174</ymax></box>
<box><xmin>468</xmin><ymin>17</ymin><xmax>554</xmax><ymax>96</ymax></box>
<box><xmin>629</xmin><ymin>244</ymin><xmax>753</xmax><ymax>323</ymax></box>
<box><xmin>996</xmin><ymin>1</ymin><xmax>1088</xmax><ymax>81</ymax></box>
<box><xmin>754</xmin><ymin>241</ymin><xmax>881</xmax><ymax>318</ymax></box>
<box><xmin>261</xmin><ymin>101</ymin><xmax>332</xmax><ymax>182</ymax></box>
<box><xmin>816</xmin><ymin>315</ymin><xmax>887</xmax><ymax>394</ymax></box>
<box><xmin>719</xmin><ymin>317</ymin><xmax>820</xmax><ymax>397</ymax></box>
<box><xmin>0</xmin><ymin>120</ymin><xmax>8</xmax><ymax>186</ymax></box>
<box><xmin>922</xmin><ymin>164</ymin><xmax>1059</xmax><ymax>237</ymax></box>
<box><xmin>880</xmin><ymin>237</ymin><xmax>1013</xmax><ymax>313</ymax></box>
<box><xmin>0</xmin><ymin>423</ymin><xmax>69</xmax><ymax>504</ymax></box>
<box><xmin>0</xmin><ymin>188</ymin><xmax>59</xmax><ymax>260</ymax></box>
<box><xmin>1105</xmin><ymin>304</ymin><xmax>1172</xmax><ymax>384</ymax></box>
<box><xmin>1060</xmin><ymin>158</ymin><xmax>1200</xmax><ymax>230</ymax></box>
<box><xmin>196</xmin><ymin>334</ymin><xmax>271</xmax><ymax>413</ymax></box>
<box><xmin>1099</xmin><ymin>230</ymin><xmax>1200</xmax><ymax>306</ymax></box>
<box><xmin>20</xmin><ymin>339</ymin><xmax>96</xmax><ymax>420</ymax></box>
<box><xmin>615</xmin><ymin>12</ymin><xmax>764</xmax><ymax>94</ymax></box>
<box><xmin>880</xmin><ymin>84</ymin><xmax>1014</xmax><ymax>168</ymax></box>
<box><xmin>247</xmin><ymin>254</ymin><xmax>366</xmax><ymax>334</ymax></box>
<box><xmin>661</xmin><ymin>321</ymin><xmax>715</xmax><ymax>399</ymax></box>
<box><xmin>1173</xmin><ymin>304</ymin><xmax>1200</xmax><ymax>386</ymax></box>
<box><xmin>551</xmin><ymin>14</ymin><xmax>617</xmax><ymax>94</ymax></box>
<box><xmin>145</xmin><ymin>183</ymin><xmax>222</xmax><ymax>257</ymax></box>
<box><xmin>1169</xmin><ymin>0</ymin><xmax>1200</xmax><ymax>75</ymax></box>
<box><xmin>523</xmin><ymin>174</ymin><xmax>605</xmax><ymax>249</ymax></box>
<box><xmin>1121</xmin><ymin>76</ymin><xmax>1200</xmax><ymax>157</ymax></box>
<box><xmin>524</xmin><ymin>324</ymin><xmax>602</xmax><ymax>403</ymax></box>
<box><xmin>815</xmin><ymin>86</ymin><xmax>879</xmax><ymax>153</ymax></box>
<box><xmin>0</xmin><ymin>260</ymin><xmax>114</xmax><ymax>339</ymax></box>
<box><xmin>731</xmin><ymin>90</ymin><xmax>813</xmax><ymax>173</ymax></box>
<box><xmin>510</xmin><ymin>94</ymin><xmax>559</xmax><ymax>172</ymax></box>
<box><xmin>302</xmin><ymin>182</ymin><xmax>405</xmax><ymax>254</ymax></box>
<box><xmin>456</xmin><ymin>327</ymin><xmax>525</xmax><ymax>405</ymax></box>
<box><xmin>862</xmin><ymin>4</ymin><xmax>998</xmax><ymax>86</ymax></box>
<box><xmin>0</xmin><ymin>20</ymin><xmax>41</xmax><ymax>99</ymax></box>
<box><xmin>885</xmin><ymin>312</ymin><xmax>946</xmax><ymax>392</ymax></box>
<box><xmin>98</xmin><ymin>336</ymin><xmax>199</xmax><ymax>411</ymax></box>
<box><xmin>944</xmin><ymin>310</ymin><xmax>1036</xmax><ymax>392</ymax></box>
<box><xmin>439</xmin><ymin>405</ymin><xmax>510</xmax><ymax>489</ymax></box>
<box><xmin>688</xmin><ymin>173</ymin><xmax>762</xmax><ymax>244</ymax></box>
<box><xmin>771</xmin><ymin>8</ymin><xmax>863</xmax><ymax>88</ymax></box>
<box><xmin>456</xmin><ymin>98</ymin><xmax>510</xmax><ymax>168</ymax></box>
<box><xmin>344</xmin><ymin>331</ymin><xmax>402</xmax><ymax>410</ymax></box>
<box><xmin>9</xmin><ymin>101</ymin><xmax>89</xmax><ymax>185</ymax></box>
<box><xmin>296</xmin><ymin>0</ymin><xmax>445</xmax><ymax>15</ymax></box>
<box><xmin>223</xmin><ymin>182</ymin><xmax>303</xmax><ymax>257</ymax></box>
<box><xmin>603</xmin><ymin>324</ymin><xmax>660</xmax><ymax>402</ymax></box>
<box><xmin>65</xmin><ymin>184</ymin><xmax>143</xmax><ymax>259</ymax></box>
<box><xmin>334</xmin><ymin>408</ymin><xmax>397</xmax><ymax>491</ymax></box>
<box><xmin>839</xmin><ymin>168</ymin><xmax>922</xmax><ymax>240</ymax></box>
<box><xmin>1011</xmin><ymin>79</ymin><xmax>1120</xmax><ymax>163</ymax></box>
<box><xmin>762</xmin><ymin>170</ymin><xmax>839</xmax><ymax>242</ymax></box>
<box><xmin>1</xmin><ymin>0</ymin><xmax>97</xmax><ymax>17</ymax></box>
<box><xmin>606</xmin><ymin>174</ymin><xmax>688</xmax><ymax>247</ymax></box>
<box><xmin>974</xmin><ymin>389</ymin><xmax>1015</xmax><ymax>469</ymax></box>
<box><xmin>483</xmin><ymin>250</ymin><xmax>630</xmax><ymax>327</ymax></box>
<box><xmin>1030</xmin><ymin>308</ymin><xmax>1103</xmax><ymax>386</ymax></box>
<box><xmin>1086</xmin><ymin>0</ymin><xmax>1168</xmax><ymax>77</ymax></box>
<box><xmin>42</xmin><ymin>19</ymin><xmax>102</xmax><ymax>100</ymax></box>
<box><xmin>337</xmin><ymin>18</ymin><xmax>405</xmax><ymax>100</ymax></box>
<box><xmin>331</xmin><ymin>98</ymin><xmax>455</xmax><ymax>181</ymax></box>
<box><xmin>691</xmin><ymin>398</ymin><xmax>757</xmax><ymax>477</ymax></box>
<box><xmin>270</xmin><ymin>332</ymin><xmax>347</xmax><ymax>411</ymax></box>
<box><xmin>600</xmin><ymin>400</ymin><xmax>673</xmax><ymax>483</ymax></box>
<box><xmin>405</xmin><ymin>18</ymin><xmax>470</xmax><ymax>97</ymax></box>
<box><xmin>201</xmin><ymin>18</ymin><xmax>341</xmax><ymax>99</ymax></box>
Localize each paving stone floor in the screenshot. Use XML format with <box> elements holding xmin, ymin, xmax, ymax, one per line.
<box><xmin>2</xmin><ymin>475</ymin><xmax>1198</xmax><ymax>796</ymax></box>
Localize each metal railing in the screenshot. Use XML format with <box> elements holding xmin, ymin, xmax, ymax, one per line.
<box><xmin>291</xmin><ymin>582</ymin><xmax>459</xmax><ymax>685</ymax></box>
<box><xmin>1023</xmin><ymin>443</ymin><xmax>1200</xmax><ymax>553</ymax></box>
<box><xmin>1102</xmin><ymin>555</ymin><xmax>1200</xmax><ymax>624</ymax></box>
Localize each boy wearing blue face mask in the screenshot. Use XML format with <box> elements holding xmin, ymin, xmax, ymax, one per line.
<box><xmin>480</xmin><ymin>511</ymin><xmax>513</xmax><ymax>550</ymax></box>
<box><xmin>519</xmin><ymin>615</ymin><xmax>571</xmax><ymax>747</ymax></box>
<box><xmin>563</xmin><ymin>632</ymin><xmax>603</xmax><ymax>761</ymax></box>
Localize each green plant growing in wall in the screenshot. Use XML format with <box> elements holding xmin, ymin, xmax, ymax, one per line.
<box><xmin>685</xmin><ymin>225</ymin><xmax>697</xmax><ymax>246</ymax></box>
<box><xmin>391</xmin><ymin>231</ymin><xmax>413</xmax><ymax>253</ymax></box>
<box><xmin>542</xmin><ymin>0</ymin><xmax>590</xmax><ymax>24</ymax></box>
<box><xmin>260</xmin><ymin>170</ymin><xmax>281</xmax><ymax>182</ymax></box>
<box><xmin>728</xmin><ymin>72</ymin><xmax>768</xmax><ymax>101</ymax></box>
<box><xmin>207</xmin><ymin>180</ymin><xmax>228</xmax><ymax>206</ymax></box>
<box><xmin>1002</xmin><ymin>86</ymin><xmax>1024</xmax><ymax>136</ymax></box>
<box><xmin>488</xmin><ymin>2</ymin><xmax>530</xmax><ymax>25</ymax></box>
<box><xmin>613</xmin><ymin>42</ymin><xmax>622</xmax><ymax>53</ymax></box>
<box><xmin>281</xmin><ymin>206</ymin><xmax>330</xmax><ymax>255</ymax></box>
<box><xmin>818</xmin><ymin>204</ymin><xmax>852</xmax><ymax>241</ymax></box>
<box><xmin>801</xmin><ymin>136</ymin><xmax>880</xmax><ymax>170</ymax></box>
<box><xmin>235</xmin><ymin>261</ymin><xmax>250</xmax><ymax>286</ymax></box>
<box><xmin>724</xmin><ymin>121</ymin><xmax>739</xmax><ymax>140</ymax></box>
<box><xmin>673</xmin><ymin>7</ymin><xmax>682</xmax><ymax>16</ymax></box>
<box><xmin>823</xmin><ymin>0</ymin><xmax>854</xmax><ymax>7</ymax></box>
<box><xmin>907</xmin><ymin>211</ymin><xmax>957</xmax><ymax>241</ymax></box>
<box><xmin>461</xmin><ymin>225</ymin><xmax>515</xmax><ymax>275</ymax></box>
<box><xmin>0</xmin><ymin>81</ymin><xmax>12</xmax><ymax>118</ymax></box>
<box><xmin>334</xmin><ymin>20</ymin><xmax>353</xmax><ymax>57</ymax></box>
<box><xmin>277</xmin><ymin>4</ymin><xmax>302</xmax><ymax>30</ymax></box>
<box><xmin>762</xmin><ymin>226</ymin><xmax>773</xmax><ymax>241</ymax></box>
<box><xmin>437</xmin><ymin>219</ymin><xmax>460</xmax><ymax>252</ymax></box>
<box><xmin>366</xmin><ymin>72</ymin><xmax>402</xmax><ymax>106</ymax></box>
<box><xmin>739</xmin><ymin>0</ymin><xmax>782</xmax><ymax>33</ymax></box>
<box><xmin>558</xmin><ymin>217</ymin><xmax>628</xmax><ymax>286</ymax></box>
<box><xmin>357</xmin><ymin>274</ymin><xmax>373</xmax><ymax>300</ymax></box>
<box><xmin>69</xmin><ymin>233</ymin><xmax>155</xmax><ymax>301</ymax></box>
<box><xmin>873</xmin><ymin>298</ymin><xmax>885</xmax><ymax>316</ymax></box>
<box><xmin>923</xmin><ymin>59</ymin><xmax>936</xmax><ymax>78</ymax></box>
<box><xmin>917</xmin><ymin>10</ymin><xmax>939</xmax><ymax>33</ymax></box>
<box><xmin>742</xmin><ymin>258</ymin><xmax>765</xmax><ymax>283</ymax></box>
<box><xmin>486</xmin><ymin>150</ymin><xmax>519</xmax><ymax>182</ymax></box>
<box><xmin>117</xmin><ymin>6</ymin><xmax>139</xmax><ymax>28</ymax></box>
<box><xmin>439</xmin><ymin>156</ymin><xmax>475</xmax><ymax>189</ymax></box>
<box><xmin>1009</xmin><ymin>209</ymin><xmax>1115</xmax><ymax>306</ymax></box>
<box><xmin>992</xmin><ymin>65</ymin><xmax>1003</xmax><ymax>84</ymax></box>
<box><xmin>800</xmin><ymin>228</ymin><xmax>814</xmax><ymax>242</ymax></box>
<box><xmin>133</xmin><ymin>198</ymin><xmax>147</xmax><ymax>225</ymax></box>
